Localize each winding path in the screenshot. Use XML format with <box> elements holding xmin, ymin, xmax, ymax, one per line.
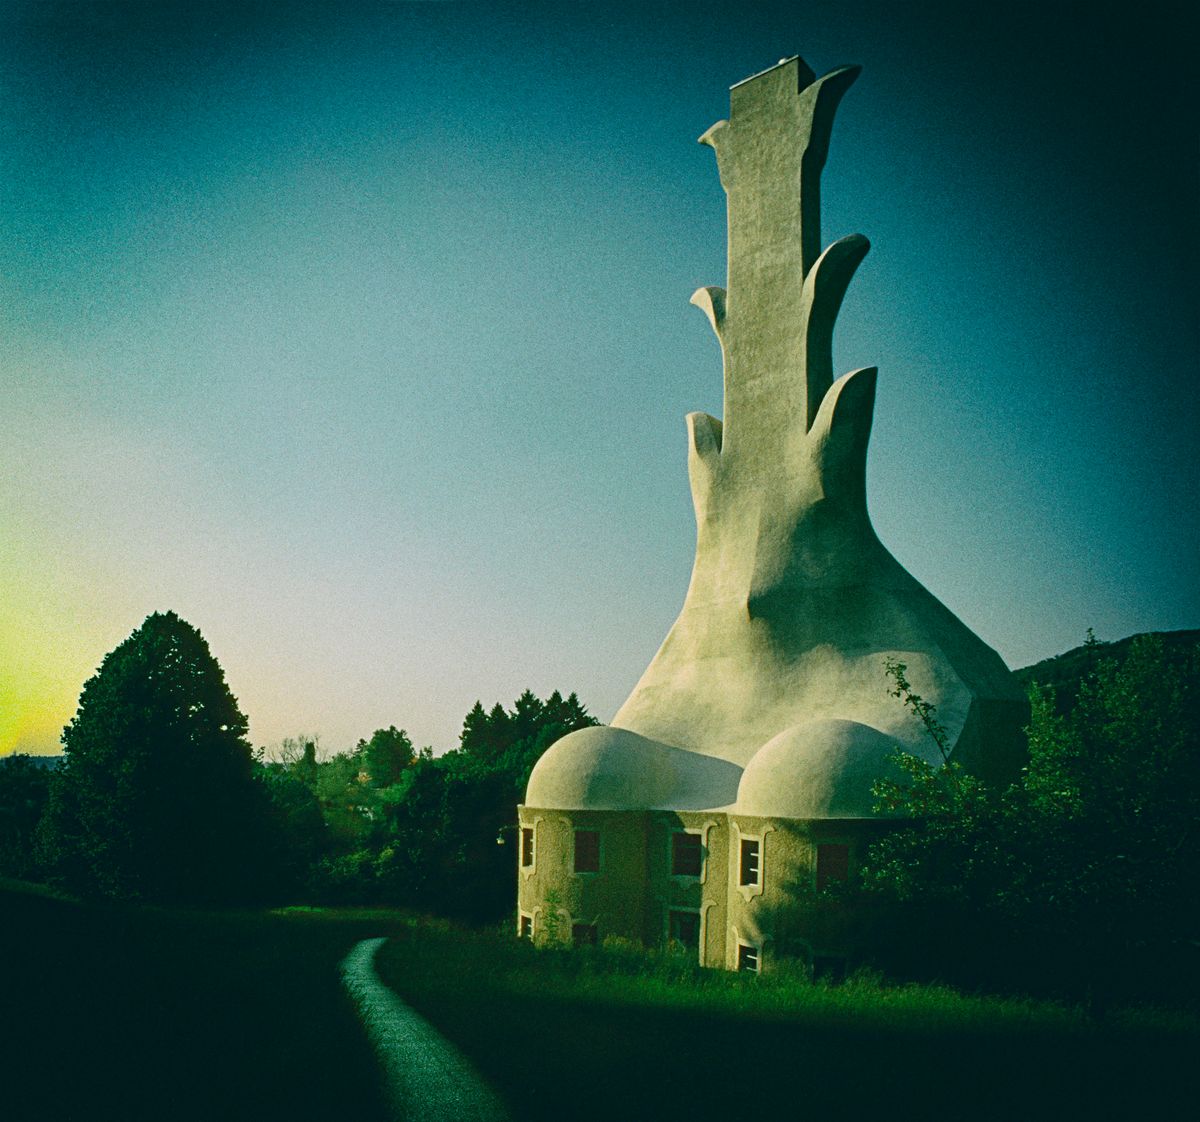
<box><xmin>340</xmin><ymin>937</ymin><xmax>510</xmax><ymax>1122</ymax></box>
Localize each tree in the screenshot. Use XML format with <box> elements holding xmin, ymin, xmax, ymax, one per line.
<box><xmin>357</xmin><ymin>726</ymin><xmax>415</xmax><ymax>788</ymax></box>
<box><xmin>37</xmin><ymin>611</ymin><xmax>273</xmax><ymax>902</ymax></box>
<box><xmin>0</xmin><ymin>756</ymin><xmax>53</xmax><ymax>879</ymax></box>
<box><xmin>861</xmin><ymin>634</ymin><xmax>1200</xmax><ymax>1001</ymax></box>
<box><xmin>275</xmin><ymin>734</ymin><xmax>321</xmax><ymax>790</ymax></box>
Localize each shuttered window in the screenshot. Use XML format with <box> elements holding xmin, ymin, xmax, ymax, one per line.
<box><xmin>574</xmin><ymin>829</ymin><xmax>600</xmax><ymax>873</ymax></box>
<box><xmin>738</xmin><ymin>944</ymin><xmax>759</xmax><ymax>973</ymax></box>
<box><xmin>671</xmin><ymin>831</ymin><xmax>702</xmax><ymax>876</ymax></box>
<box><xmin>816</xmin><ymin>843</ymin><xmax>850</xmax><ymax>889</ymax></box>
<box><xmin>740</xmin><ymin>838</ymin><xmax>760</xmax><ymax>886</ymax></box>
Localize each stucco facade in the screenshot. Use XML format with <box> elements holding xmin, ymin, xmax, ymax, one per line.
<box><xmin>517</xmin><ymin>56</ymin><xmax>1026</xmax><ymax>971</ymax></box>
<box><xmin>516</xmin><ymin>808</ymin><xmax>893</xmax><ymax>971</ymax></box>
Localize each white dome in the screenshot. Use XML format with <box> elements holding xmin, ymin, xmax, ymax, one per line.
<box><xmin>733</xmin><ymin>719</ymin><xmax>901</xmax><ymax>819</ymax></box>
<box><xmin>525</xmin><ymin>725</ymin><xmax>742</xmax><ymax>811</ymax></box>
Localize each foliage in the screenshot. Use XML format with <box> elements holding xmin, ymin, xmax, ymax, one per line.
<box><xmin>281</xmin><ymin>689</ymin><xmax>598</xmax><ymax>920</ymax></box>
<box><xmin>862</xmin><ymin>752</ymin><xmax>1001</xmax><ymax>904</ymax></box>
<box><xmin>882</xmin><ymin>657</ymin><xmax>951</xmax><ymax>766</ymax></box>
<box><xmin>22</xmin><ymin>605</ymin><xmax>598</xmax><ymax>918</ymax></box>
<box><xmin>0</xmin><ymin>756</ymin><xmax>53</xmax><ymax>879</ymax></box>
<box><xmin>257</xmin><ymin>766</ymin><xmax>326</xmax><ymax>890</ymax></box>
<box><xmin>357</xmin><ymin>726</ymin><xmax>414</xmax><ymax>788</ymax></box>
<box><xmin>36</xmin><ymin>611</ymin><xmax>275</xmax><ymax>903</ymax></box>
<box><xmin>863</xmin><ymin>633</ymin><xmax>1200</xmax><ymax>1003</ymax></box>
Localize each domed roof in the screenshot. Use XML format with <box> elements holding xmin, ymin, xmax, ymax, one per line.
<box><xmin>525</xmin><ymin>725</ymin><xmax>742</xmax><ymax>811</ymax></box>
<box><xmin>733</xmin><ymin>719</ymin><xmax>901</xmax><ymax>819</ymax></box>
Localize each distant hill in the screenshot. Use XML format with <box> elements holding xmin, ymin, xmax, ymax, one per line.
<box><xmin>1014</xmin><ymin>629</ymin><xmax>1200</xmax><ymax>707</ymax></box>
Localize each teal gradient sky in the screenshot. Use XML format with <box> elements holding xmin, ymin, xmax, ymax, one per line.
<box><xmin>3</xmin><ymin>1</ymin><xmax>1196</xmax><ymax>756</ymax></box>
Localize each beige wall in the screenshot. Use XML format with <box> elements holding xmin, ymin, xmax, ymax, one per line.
<box><xmin>517</xmin><ymin>806</ymin><xmax>650</xmax><ymax>945</ymax></box>
<box><xmin>519</xmin><ymin>803</ymin><xmax>888</xmax><ymax>972</ymax></box>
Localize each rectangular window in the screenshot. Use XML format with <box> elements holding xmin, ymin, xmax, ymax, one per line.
<box><xmin>671</xmin><ymin>831</ymin><xmax>702</xmax><ymax>877</ymax></box>
<box><xmin>574</xmin><ymin>829</ymin><xmax>600</xmax><ymax>873</ymax></box>
<box><xmin>816</xmin><ymin>843</ymin><xmax>850</xmax><ymax>890</ymax></box>
<box><xmin>572</xmin><ymin>923</ymin><xmax>598</xmax><ymax>947</ymax></box>
<box><xmin>737</xmin><ymin>943</ymin><xmax>759</xmax><ymax>973</ymax></box>
<box><xmin>740</xmin><ymin>838</ymin><xmax>760</xmax><ymax>886</ymax></box>
<box><xmin>519</xmin><ymin>914</ymin><xmax>533</xmax><ymax>939</ymax></box>
<box><xmin>521</xmin><ymin>826</ymin><xmax>534</xmax><ymax>868</ymax></box>
<box><xmin>668</xmin><ymin>910</ymin><xmax>700</xmax><ymax>951</ymax></box>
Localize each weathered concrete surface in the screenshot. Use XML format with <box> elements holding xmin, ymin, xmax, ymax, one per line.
<box><xmin>528</xmin><ymin>56</ymin><xmax>1027</xmax><ymax>817</ymax></box>
<box><xmin>340</xmin><ymin>937</ymin><xmax>509</xmax><ymax>1122</ymax></box>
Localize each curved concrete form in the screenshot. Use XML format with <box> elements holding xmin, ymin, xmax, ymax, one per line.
<box><xmin>517</xmin><ymin>55</ymin><xmax>1028</xmax><ymax>972</ymax></box>
<box><xmin>526</xmin><ymin>726</ymin><xmax>742</xmax><ymax>812</ymax></box>
<box><xmin>733</xmin><ymin>719</ymin><xmax>903</xmax><ymax>820</ymax></box>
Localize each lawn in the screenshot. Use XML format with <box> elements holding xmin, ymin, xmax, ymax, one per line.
<box><xmin>4</xmin><ymin>883</ymin><xmax>1195</xmax><ymax>1122</ymax></box>
<box><xmin>0</xmin><ymin>882</ymin><xmax>400</xmax><ymax>1122</ymax></box>
<box><xmin>374</xmin><ymin>924</ymin><xmax>1199</xmax><ymax>1122</ymax></box>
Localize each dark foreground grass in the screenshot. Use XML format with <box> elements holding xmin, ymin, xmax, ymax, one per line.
<box><xmin>5</xmin><ymin>884</ymin><xmax>1195</xmax><ymax>1122</ymax></box>
<box><xmin>0</xmin><ymin>881</ymin><xmax>406</xmax><ymax>1122</ymax></box>
<box><xmin>376</xmin><ymin>926</ymin><xmax>1199</xmax><ymax>1122</ymax></box>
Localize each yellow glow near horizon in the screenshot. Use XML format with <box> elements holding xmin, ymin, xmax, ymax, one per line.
<box><xmin>0</xmin><ymin>540</ymin><xmax>118</xmax><ymax>758</ymax></box>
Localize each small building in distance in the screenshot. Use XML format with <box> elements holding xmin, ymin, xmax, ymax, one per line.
<box><xmin>517</xmin><ymin>56</ymin><xmax>1027</xmax><ymax>972</ymax></box>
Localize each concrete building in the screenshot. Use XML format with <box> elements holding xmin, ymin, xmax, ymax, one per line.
<box><xmin>517</xmin><ymin>56</ymin><xmax>1026</xmax><ymax>972</ymax></box>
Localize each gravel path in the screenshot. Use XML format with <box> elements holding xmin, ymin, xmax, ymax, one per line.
<box><xmin>340</xmin><ymin>937</ymin><xmax>511</xmax><ymax>1122</ymax></box>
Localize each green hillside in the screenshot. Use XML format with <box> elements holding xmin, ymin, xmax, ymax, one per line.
<box><xmin>1015</xmin><ymin>629</ymin><xmax>1200</xmax><ymax>706</ymax></box>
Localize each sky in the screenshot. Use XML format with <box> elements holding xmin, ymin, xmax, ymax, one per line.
<box><xmin>2</xmin><ymin>0</ymin><xmax>1196</xmax><ymax>758</ymax></box>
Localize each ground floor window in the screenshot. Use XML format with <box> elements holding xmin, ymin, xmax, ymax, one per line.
<box><xmin>668</xmin><ymin>910</ymin><xmax>700</xmax><ymax>952</ymax></box>
<box><xmin>572</xmin><ymin>922</ymin><xmax>598</xmax><ymax>947</ymax></box>
<box><xmin>816</xmin><ymin>843</ymin><xmax>849</xmax><ymax>890</ymax></box>
<box><xmin>737</xmin><ymin>943</ymin><xmax>760</xmax><ymax>973</ymax></box>
<box><xmin>519</xmin><ymin>913</ymin><xmax>533</xmax><ymax>939</ymax></box>
<box><xmin>671</xmin><ymin>830</ymin><xmax>702</xmax><ymax>877</ymax></box>
<box><xmin>574</xmin><ymin>829</ymin><xmax>600</xmax><ymax>873</ymax></box>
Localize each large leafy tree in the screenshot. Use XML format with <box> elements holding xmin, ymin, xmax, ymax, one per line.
<box><xmin>38</xmin><ymin>611</ymin><xmax>272</xmax><ymax>902</ymax></box>
<box><xmin>861</xmin><ymin>633</ymin><xmax>1200</xmax><ymax>1000</ymax></box>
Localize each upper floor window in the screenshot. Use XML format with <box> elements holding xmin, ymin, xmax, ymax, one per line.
<box><xmin>574</xmin><ymin>829</ymin><xmax>600</xmax><ymax>873</ymax></box>
<box><xmin>816</xmin><ymin>843</ymin><xmax>849</xmax><ymax>890</ymax></box>
<box><xmin>671</xmin><ymin>831</ymin><xmax>702</xmax><ymax>877</ymax></box>
<box><xmin>521</xmin><ymin>826</ymin><xmax>534</xmax><ymax>868</ymax></box>
<box><xmin>740</xmin><ymin>838</ymin><xmax>760</xmax><ymax>886</ymax></box>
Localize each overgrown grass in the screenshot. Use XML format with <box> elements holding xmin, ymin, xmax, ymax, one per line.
<box><xmin>0</xmin><ymin>881</ymin><xmax>407</xmax><ymax>1122</ymax></box>
<box><xmin>376</xmin><ymin>925</ymin><xmax>1198</xmax><ymax>1122</ymax></box>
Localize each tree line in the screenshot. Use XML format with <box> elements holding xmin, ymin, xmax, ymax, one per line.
<box><xmin>0</xmin><ymin>611</ymin><xmax>596</xmax><ymax>923</ymax></box>
<box><xmin>1</xmin><ymin>613</ymin><xmax>1196</xmax><ymax>1002</ymax></box>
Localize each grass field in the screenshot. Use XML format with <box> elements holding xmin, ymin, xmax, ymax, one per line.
<box><xmin>0</xmin><ymin>882</ymin><xmax>401</xmax><ymax>1122</ymax></box>
<box><xmin>3</xmin><ymin>883</ymin><xmax>1196</xmax><ymax>1121</ymax></box>
<box><xmin>374</xmin><ymin>925</ymin><xmax>1199</xmax><ymax>1122</ymax></box>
